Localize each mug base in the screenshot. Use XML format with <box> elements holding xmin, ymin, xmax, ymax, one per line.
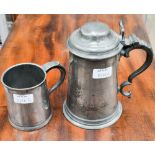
<box><xmin>63</xmin><ymin>101</ymin><xmax>122</xmax><ymax>129</ymax></box>
<box><xmin>8</xmin><ymin>113</ymin><xmax>52</xmax><ymax>131</ymax></box>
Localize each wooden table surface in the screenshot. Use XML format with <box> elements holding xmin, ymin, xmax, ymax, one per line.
<box><xmin>0</xmin><ymin>14</ymin><xmax>155</xmax><ymax>141</ymax></box>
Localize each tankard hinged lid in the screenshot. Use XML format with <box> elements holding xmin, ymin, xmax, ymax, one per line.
<box><xmin>67</xmin><ymin>21</ymin><xmax>123</xmax><ymax>60</ymax></box>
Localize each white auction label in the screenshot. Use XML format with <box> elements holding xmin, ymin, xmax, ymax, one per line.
<box><xmin>92</xmin><ymin>67</ymin><xmax>112</xmax><ymax>79</ymax></box>
<box><xmin>13</xmin><ymin>94</ymin><xmax>34</xmax><ymax>104</ymax></box>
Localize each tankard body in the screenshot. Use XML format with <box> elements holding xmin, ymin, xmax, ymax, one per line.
<box><xmin>5</xmin><ymin>81</ymin><xmax>52</xmax><ymax>131</ymax></box>
<box><xmin>2</xmin><ymin>61</ymin><xmax>65</xmax><ymax>131</ymax></box>
<box><xmin>63</xmin><ymin>21</ymin><xmax>153</xmax><ymax>129</ymax></box>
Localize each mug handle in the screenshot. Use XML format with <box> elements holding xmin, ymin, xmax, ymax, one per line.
<box><xmin>42</xmin><ymin>61</ymin><xmax>66</xmax><ymax>94</ymax></box>
<box><xmin>119</xmin><ymin>20</ymin><xmax>153</xmax><ymax>97</ymax></box>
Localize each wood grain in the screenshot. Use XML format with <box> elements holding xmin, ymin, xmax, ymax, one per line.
<box><xmin>0</xmin><ymin>14</ymin><xmax>155</xmax><ymax>140</ymax></box>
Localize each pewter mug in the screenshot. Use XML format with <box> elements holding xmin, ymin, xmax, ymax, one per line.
<box><xmin>1</xmin><ymin>61</ymin><xmax>65</xmax><ymax>131</ymax></box>
<box><xmin>63</xmin><ymin>21</ymin><xmax>153</xmax><ymax>129</ymax></box>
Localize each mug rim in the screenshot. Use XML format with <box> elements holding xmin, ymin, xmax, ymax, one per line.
<box><xmin>1</xmin><ymin>62</ymin><xmax>47</xmax><ymax>91</ymax></box>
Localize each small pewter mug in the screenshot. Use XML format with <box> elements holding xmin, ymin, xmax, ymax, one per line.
<box><xmin>63</xmin><ymin>21</ymin><xmax>153</xmax><ymax>129</ymax></box>
<box><xmin>1</xmin><ymin>61</ymin><xmax>65</xmax><ymax>131</ymax></box>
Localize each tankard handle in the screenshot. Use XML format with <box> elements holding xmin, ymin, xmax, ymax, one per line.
<box><xmin>42</xmin><ymin>61</ymin><xmax>66</xmax><ymax>94</ymax></box>
<box><xmin>119</xmin><ymin>33</ymin><xmax>153</xmax><ymax>97</ymax></box>
<box><xmin>118</xmin><ymin>20</ymin><xmax>153</xmax><ymax>97</ymax></box>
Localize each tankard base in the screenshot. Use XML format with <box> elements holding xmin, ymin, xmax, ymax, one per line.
<box><xmin>63</xmin><ymin>101</ymin><xmax>122</xmax><ymax>129</ymax></box>
<box><xmin>8</xmin><ymin>113</ymin><xmax>52</xmax><ymax>131</ymax></box>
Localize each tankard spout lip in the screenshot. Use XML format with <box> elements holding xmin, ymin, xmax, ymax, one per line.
<box><xmin>1</xmin><ymin>62</ymin><xmax>47</xmax><ymax>91</ymax></box>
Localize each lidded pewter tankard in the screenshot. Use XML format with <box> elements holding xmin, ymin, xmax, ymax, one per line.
<box><xmin>63</xmin><ymin>21</ymin><xmax>153</xmax><ymax>129</ymax></box>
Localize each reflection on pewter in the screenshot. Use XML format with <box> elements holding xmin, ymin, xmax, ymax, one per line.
<box><xmin>63</xmin><ymin>20</ymin><xmax>153</xmax><ymax>129</ymax></box>
<box><xmin>1</xmin><ymin>61</ymin><xmax>66</xmax><ymax>131</ymax></box>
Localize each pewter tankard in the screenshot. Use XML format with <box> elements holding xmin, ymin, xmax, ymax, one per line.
<box><xmin>63</xmin><ymin>21</ymin><xmax>153</xmax><ymax>129</ymax></box>
<box><xmin>1</xmin><ymin>61</ymin><xmax>65</xmax><ymax>131</ymax></box>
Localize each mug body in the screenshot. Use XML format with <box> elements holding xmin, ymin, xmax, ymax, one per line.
<box><xmin>63</xmin><ymin>53</ymin><xmax>122</xmax><ymax>129</ymax></box>
<box><xmin>1</xmin><ymin>63</ymin><xmax>52</xmax><ymax>131</ymax></box>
